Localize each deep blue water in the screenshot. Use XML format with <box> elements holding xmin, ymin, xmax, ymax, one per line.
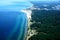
<box><xmin>0</xmin><ymin>1</ymin><xmax>31</xmax><ymax>40</ymax></box>
<box><xmin>0</xmin><ymin>11</ymin><xmax>27</xmax><ymax>40</ymax></box>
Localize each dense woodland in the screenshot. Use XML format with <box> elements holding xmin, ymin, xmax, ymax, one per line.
<box><xmin>29</xmin><ymin>10</ymin><xmax>60</xmax><ymax>40</ymax></box>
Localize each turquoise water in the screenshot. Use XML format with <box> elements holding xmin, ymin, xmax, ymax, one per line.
<box><xmin>0</xmin><ymin>2</ymin><xmax>32</xmax><ymax>11</ymax></box>
<box><xmin>0</xmin><ymin>11</ymin><xmax>27</xmax><ymax>40</ymax></box>
<box><xmin>0</xmin><ymin>1</ymin><xmax>32</xmax><ymax>40</ymax></box>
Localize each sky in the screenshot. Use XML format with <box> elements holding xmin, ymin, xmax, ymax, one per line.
<box><xmin>0</xmin><ymin>0</ymin><xmax>60</xmax><ymax>11</ymax></box>
<box><xmin>29</xmin><ymin>0</ymin><xmax>60</xmax><ymax>1</ymax></box>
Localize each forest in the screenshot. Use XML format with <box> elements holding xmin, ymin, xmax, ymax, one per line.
<box><xmin>29</xmin><ymin>10</ymin><xmax>60</xmax><ymax>40</ymax></box>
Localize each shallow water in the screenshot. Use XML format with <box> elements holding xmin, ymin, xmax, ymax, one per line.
<box><xmin>0</xmin><ymin>11</ymin><xmax>27</xmax><ymax>40</ymax></box>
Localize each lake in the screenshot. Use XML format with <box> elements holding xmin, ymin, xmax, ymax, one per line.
<box><xmin>0</xmin><ymin>1</ymin><xmax>32</xmax><ymax>40</ymax></box>
<box><xmin>0</xmin><ymin>11</ymin><xmax>27</xmax><ymax>40</ymax></box>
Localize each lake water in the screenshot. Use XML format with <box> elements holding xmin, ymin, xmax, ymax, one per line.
<box><xmin>0</xmin><ymin>11</ymin><xmax>27</xmax><ymax>40</ymax></box>
<box><xmin>0</xmin><ymin>1</ymin><xmax>32</xmax><ymax>40</ymax></box>
<box><xmin>0</xmin><ymin>2</ymin><xmax>32</xmax><ymax>11</ymax></box>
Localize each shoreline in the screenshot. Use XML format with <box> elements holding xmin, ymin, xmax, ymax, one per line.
<box><xmin>21</xmin><ymin>10</ymin><xmax>32</xmax><ymax>19</ymax></box>
<box><xmin>21</xmin><ymin>9</ymin><xmax>32</xmax><ymax>40</ymax></box>
<box><xmin>21</xmin><ymin>9</ymin><xmax>37</xmax><ymax>40</ymax></box>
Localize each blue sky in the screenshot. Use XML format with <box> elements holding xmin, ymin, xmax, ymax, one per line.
<box><xmin>0</xmin><ymin>0</ymin><xmax>60</xmax><ymax>11</ymax></box>
<box><xmin>29</xmin><ymin>0</ymin><xmax>60</xmax><ymax>1</ymax></box>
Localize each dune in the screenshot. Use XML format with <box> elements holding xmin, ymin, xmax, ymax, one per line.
<box><xmin>21</xmin><ymin>9</ymin><xmax>32</xmax><ymax>19</ymax></box>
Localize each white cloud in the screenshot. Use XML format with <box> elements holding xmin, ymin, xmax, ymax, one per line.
<box><xmin>44</xmin><ymin>8</ymin><xmax>49</xmax><ymax>10</ymax></box>
<box><xmin>55</xmin><ymin>5</ymin><xmax>60</xmax><ymax>10</ymax></box>
<box><xmin>43</xmin><ymin>4</ymin><xmax>48</xmax><ymax>7</ymax></box>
